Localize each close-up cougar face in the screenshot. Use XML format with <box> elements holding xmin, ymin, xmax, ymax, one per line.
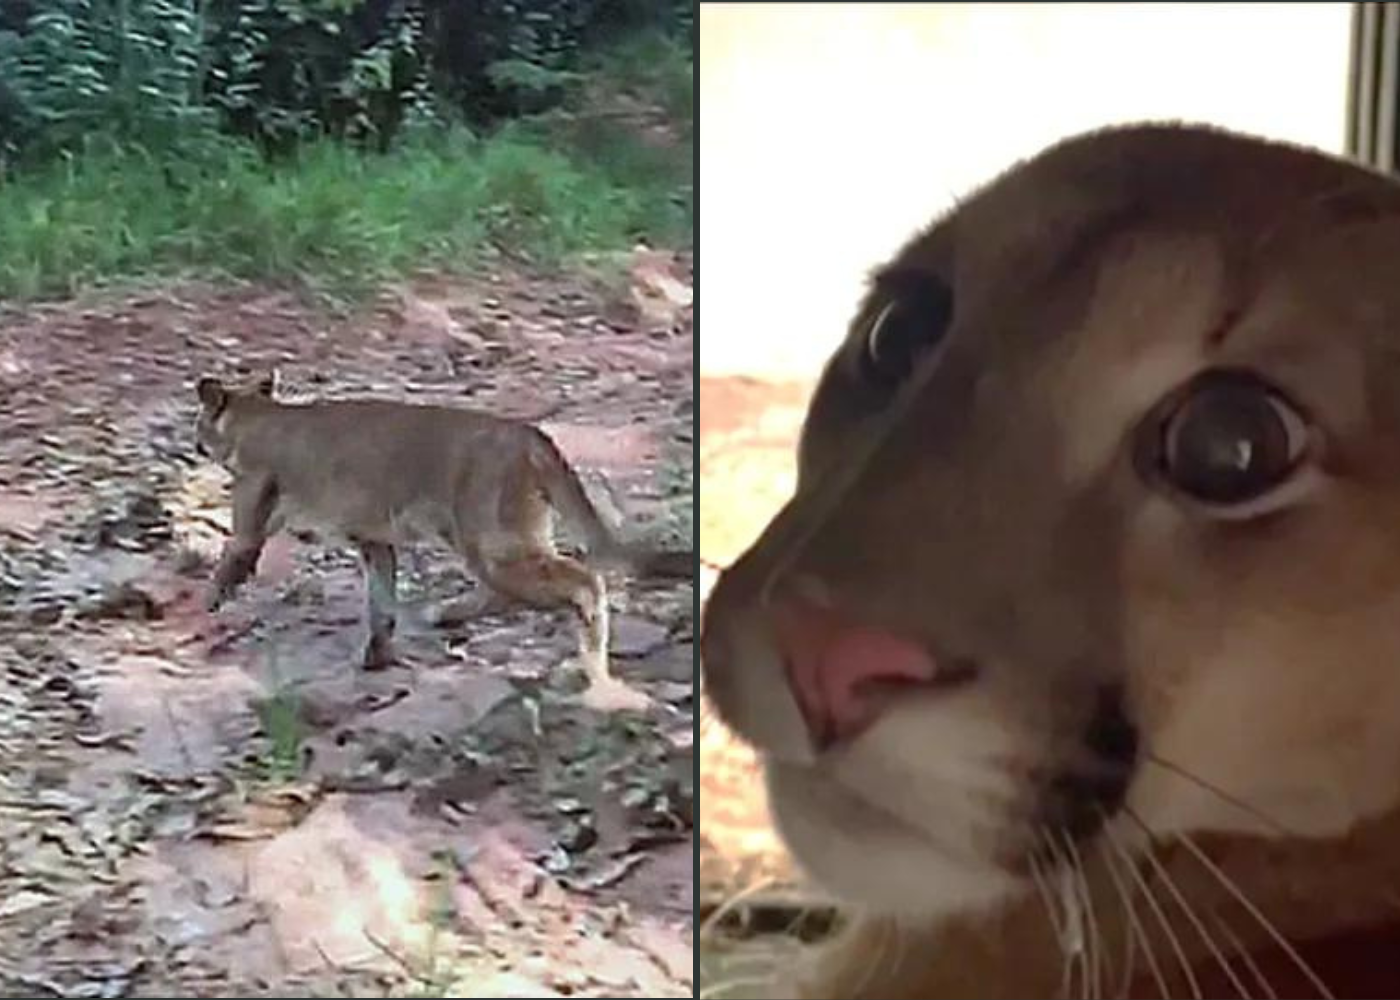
<box><xmin>701</xmin><ymin>123</ymin><xmax>1400</xmax><ymax>995</ymax></box>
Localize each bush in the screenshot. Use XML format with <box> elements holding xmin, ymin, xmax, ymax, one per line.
<box><xmin>0</xmin><ymin>125</ymin><xmax>687</xmax><ymax>298</ymax></box>
<box><xmin>0</xmin><ymin>1</ymin><xmax>692</xmax><ymax>297</ymax></box>
<box><xmin>0</xmin><ymin>0</ymin><xmax>692</xmax><ymax>162</ymax></box>
<box><xmin>0</xmin><ymin>0</ymin><xmax>212</xmax><ymax>161</ymax></box>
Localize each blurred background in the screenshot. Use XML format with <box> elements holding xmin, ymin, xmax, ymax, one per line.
<box><xmin>701</xmin><ymin>1</ymin><xmax>1355</xmax><ymax>380</ymax></box>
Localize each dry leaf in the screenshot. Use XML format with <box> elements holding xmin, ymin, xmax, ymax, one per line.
<box><xmin>0</xmin><ymin>889</ymin><xmax>55</xmax><ymax>919</ymax></box>
<box><xmin>200</xmin><ymin>783</ymin><xmax>320</xmax><ymax>840</ymax></box>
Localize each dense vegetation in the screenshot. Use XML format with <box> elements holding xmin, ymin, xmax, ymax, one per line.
<box><xmin>0</xmin><ymin>0</ymin><xmax>693</xmax><ymax>297</ymax></box>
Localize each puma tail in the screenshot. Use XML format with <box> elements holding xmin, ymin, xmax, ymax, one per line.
<box><xmin>527</xmin><ymin>430</ymin><xmax>694</xmax><ymax>580</ymax></box>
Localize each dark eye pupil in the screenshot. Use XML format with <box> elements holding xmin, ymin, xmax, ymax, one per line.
<box><xmin>860</xmin><ymin>272</ymin><xmax>953</xmax><ymax>389</ymax></box>
<box><xmin>865</xmin><ymin>303</ymin><xmax>922</xmax><ymax>384</ymax></box>
<box><xmin>1165</xmin><ymin>380</ymin><xmax>1294</xmax><ymax>504</ymax></box>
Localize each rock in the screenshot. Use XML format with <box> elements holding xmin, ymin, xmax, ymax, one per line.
<box><xmin>413</xmin><ymin>760</ymin><xmax>499</xmax><ymax>810</ymax></box>
<box><xmin>363</xmin><ymin>733</ymin><xmax>413</xmax><ymax>771</ymax></box>
<box><xmin>296</xmin><ymin>692</ymin><xmax>351</xmax><ymax>730</ymax></box>
<box><xmin>475</xmin><ymin>632</ymin><xmax>517</xmax><ymax>666</ymax></box>
<box><xmin>561</xmin><ymin>817</ymin><xmax>599</xmax><ymax>854</ymax></box>
<box><xmin>174</xmin><ymin>546</ymin><xmax>208</xmax><ymax>576</ymax></box>
<box><xmin>77</xmin><ymin>580</ymin><xmax>162</xmax><ymax>621</ymax></box>
<box><xmin>609</xmin><ymin>615</ymin><xmax>669</xmax><ymax>658</ymax></box>
<box><xmin>634</xmin><ymin>643</ymin><xmax>692</xmax><ymax>681</ymax></box>
<box><xmin>11</xmin><ymin>635</ymin><xmax>48</xmax><ymax>659</ymax></box>
<box><xmin>27</xmin><ymin>601</ymin><xmax>63</xmax><ymax>626</ymax></box>
<box><xmin>656</xmin><ymin>681</ymin><xmax>692</xmax><ymax>706</ymax></box>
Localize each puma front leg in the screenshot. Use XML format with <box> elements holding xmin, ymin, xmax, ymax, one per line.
<box><xmin>356</xmin><ymin>539</ymin><xmax>398</xmax><ymax>670</ymax></box>
<box><xmin>208</xmin><ymin>476</ymin><xmax>278</xmax><ymax>611</ymax></box>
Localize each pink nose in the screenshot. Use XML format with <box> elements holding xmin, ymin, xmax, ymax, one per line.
<box><xmin>771</xmin><ymin>600</ymin><xmax>945</xmax><ymax>748</ymax></box>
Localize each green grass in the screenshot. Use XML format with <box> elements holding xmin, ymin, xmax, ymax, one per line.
<box><xmin>0</xmin><ymin>116</ymin><xmax>690</xmax><ymax>300</ymax></box>
<box><xmin>252</xmin><ymin>680</ymin><xmax>305</xmax><ymax>785</ymax></box>
<box><xmin>249</xmin><ymin>642</ymin><xmax>306</xmax><ymax>785</ymax></box>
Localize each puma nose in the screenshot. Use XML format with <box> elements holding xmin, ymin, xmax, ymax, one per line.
<box><xmin>771</xmin><ymin>599</ymin><xmax>969</xmax><ymax>749</ymax></box>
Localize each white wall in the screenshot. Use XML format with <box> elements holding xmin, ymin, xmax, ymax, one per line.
<box><xmin>699</xmin><ymin>2</ymin><xmax>1355</xmax><ymax>378</ymax></box>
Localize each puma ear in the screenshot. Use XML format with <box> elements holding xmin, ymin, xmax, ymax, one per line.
<box><xmin>196</xmin><ymin>376</ymin><xmax>227</xmax><ymax>410</ymax></box>
<box><xmin>254</xmin><ymin>370</ymin><xmax>276</xmax><ymax>397</ymax></box>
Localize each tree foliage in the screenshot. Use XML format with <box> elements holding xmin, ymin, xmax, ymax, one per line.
<box><xmin>0</xmin><ymin>0</ymin><xmax>691</xmax><ymax>161</ymax></box>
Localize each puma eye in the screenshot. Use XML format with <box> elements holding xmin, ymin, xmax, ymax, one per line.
<box><xmin>1150</xmin><ymin>371</ymin><xmax>1311</xmax><ymax>509</ymax></box>
<box><xmin>859</xmin><ymin>272</ymin><xmax>954</xmax><ymax>390</ymax></box>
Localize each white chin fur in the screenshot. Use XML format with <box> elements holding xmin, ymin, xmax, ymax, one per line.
<box><xmin>763</xmin><ymin>691</ymin><xmax>1029</xmax><ymax>917</ymax></box>
<box><xmin>767</xmin><ymin>760</ymin><xmax>1020</xmax><ymax>918</ymax></box>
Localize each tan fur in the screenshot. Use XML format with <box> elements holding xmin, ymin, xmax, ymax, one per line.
<box><xmin>195</xmin><ymin>374</ymin><xmax>691</xmax><ymax>709</ymax></box>
<box><xmin>701</xmin><ymin>122</ymin><xmax>1400</xmax><ymax>996</ymax></box>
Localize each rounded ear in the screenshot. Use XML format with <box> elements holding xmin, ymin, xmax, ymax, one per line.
<box><xmin>196</xmin><ymin>377</ymin><xmax>227</xmax><ymax>409</ymax></box>
<box><xmin>255</xmin><ymin>370</ymin><xmax>277</xmax><ymax>397</ymax></box>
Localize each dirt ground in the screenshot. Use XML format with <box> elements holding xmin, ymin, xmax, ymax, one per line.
<box><xmin>0</xmin><ymin>259</ymin><xmax>694</xmax><ymax>998</ymax></box>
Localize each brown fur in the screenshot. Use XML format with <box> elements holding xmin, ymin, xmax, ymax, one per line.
<box><xmin>701</xmin><ymin>122</ymin><xmax>1400</xmax><ymax>997</ymax></box>
<box><xmin>195</xmin><ymin>373</ymin><xmax>691</xmax><ymax>709</ymax></box>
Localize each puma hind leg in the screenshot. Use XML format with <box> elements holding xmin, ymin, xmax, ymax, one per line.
<box><xmin>474</xmin><ymin>546</ymin><xmax>646</xmax><ymax>710</ymax></box>
<box><xmin>458</xmin><ymin>455</ymin><xmax>649</xmax><ymax>711</ymax></box>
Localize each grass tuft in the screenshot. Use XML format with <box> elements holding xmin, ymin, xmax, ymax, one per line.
<box><xmin>0</xmin><ymin>32</ymin><xmax>693</xmax><ymax>302</ymax></box>
<box><xmin>0</xmin><ymin>122</ymin><xmax>688</xmax><ymax>300</ymax></box>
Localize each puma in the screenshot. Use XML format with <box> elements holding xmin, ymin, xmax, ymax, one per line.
<box><xmin>195</xmin><ymin>373</ymin><xmax>691</xmax><ymax>709</ymax></box>
<box><xmin>701</xmin><ymin>123</ymin><xmax>1400</xmax><ymax>997</ymax></box>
